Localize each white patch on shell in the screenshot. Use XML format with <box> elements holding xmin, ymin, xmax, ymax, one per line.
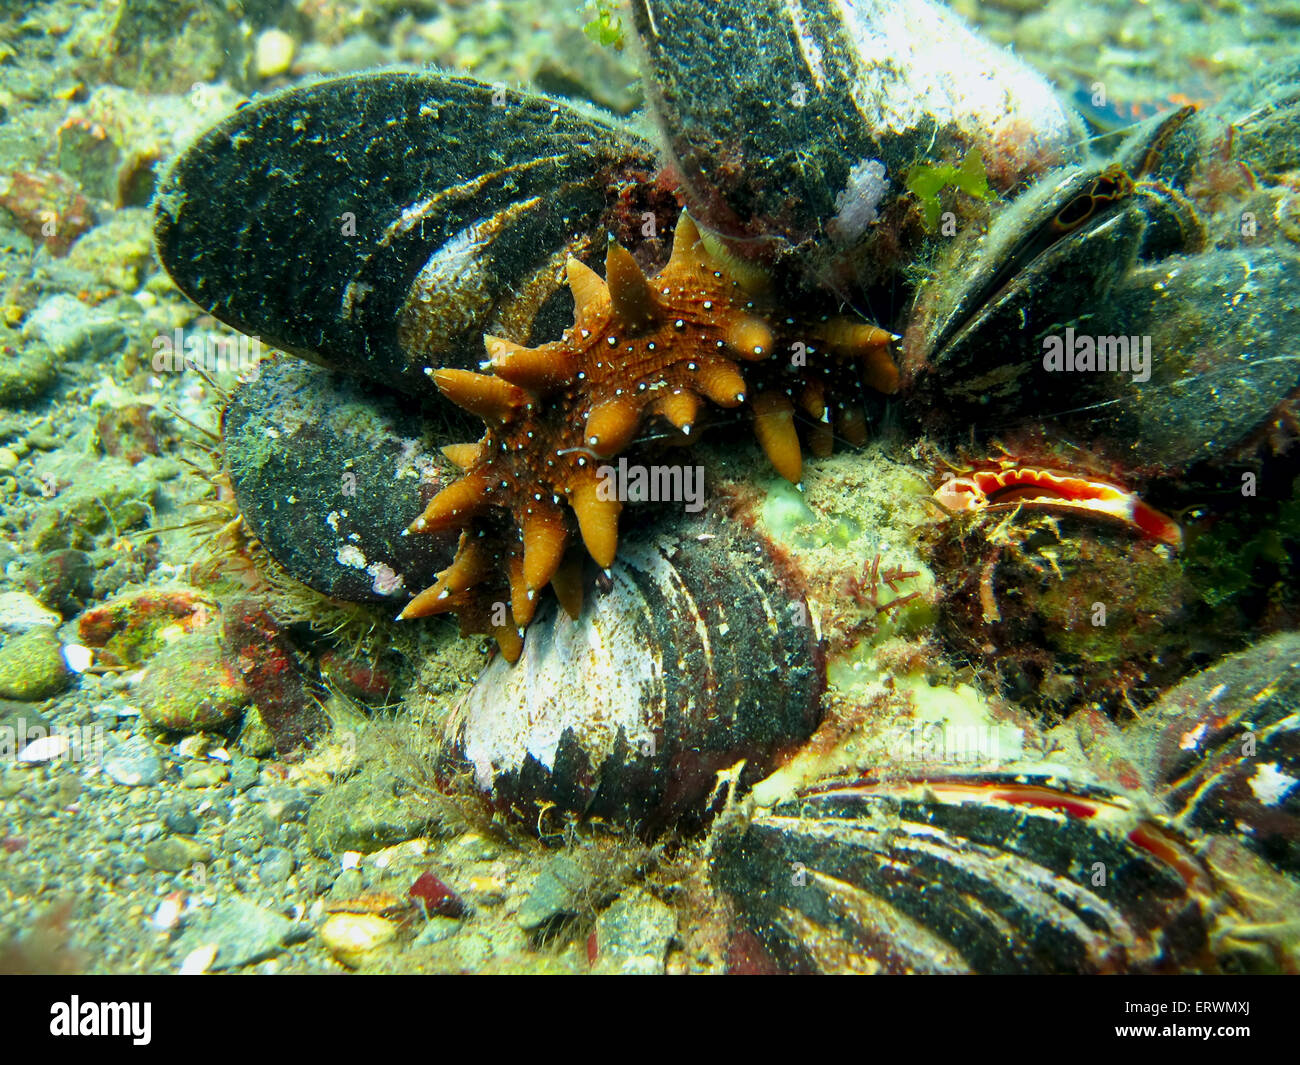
<box><xmin>398</xmin><ymin>221</ymin><xmax>496</xmax><ymax>342</ymax></box>
<box><xmin>827</xmin><ymin>157</ymin><xmax>888</xmax><ymax>244</ymax></box>
<box><xmin>1178</xmin><ymin>722</ymin><xmax>1207</xmax><ymax>751</ymax></box>
<box><xmin>834</xmin><ymin>0</ymin><xmax>1076</xmax><ymax>162</ymax></box>
<box><xmin>783</xmin><ymin>0</ymin><xmax>827</xmax><ymax>90</ymax></box>
<box><xmin>459</xmin><ymin>543</ymin><xmax>693</xmax><ymax>786</ymax></box>
<box><xmin>366</xmin><ymin>562</ymin><xmax>404</xmax><ymax>596</ymax></box>
<box><xmin>335</xmin><ymin>544</ymin><xmax>367</xmax><ymax>570</ymax></box>
<box><xmin>1248</xmin><ymin>762</ymin><xmax>1298</xmax><ymax>806</ymax></box>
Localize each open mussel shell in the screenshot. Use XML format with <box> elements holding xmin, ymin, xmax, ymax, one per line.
<box><xmin>904</xmin><ymin>158</ymin><xmax>1153</xmax><ymax>412</ymax></box>
<box><xmin>155</xmin><ymin>71</ymin><xmax>661</xmax><ymax>400</ymax></box>
<box><xmin>715</xmin><ymin>775</ymin><xmax>1214</xmax><ymax>973</ymax></box>
<box><xmin>1130</xmin><ymin>632</ymin><xmax>1300</xmax><ymax>878</ymax></box>
<box><xmin>453</xmin><ymin>519</ymin><xmax>825</xmax><ymax>832</ymax></box>
<box><xmin>222</xmin><ymin>356</ymin><xmax>458</xmax><ymax>602</ymax></box>
<box><xmin>904</xmin><ymin>63</ymin><xmax>1300</xmax><ymax>469</ymax></box>
<box><xmin>627</xmin><ymin>0</ymin><xmax>1083</xmax><ymax>291</ymax></box>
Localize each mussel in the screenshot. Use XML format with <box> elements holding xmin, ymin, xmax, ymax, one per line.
<box><xmin>453</xmin><ymin>516</ymin><xmax>826</xmax><ymax>832</ymax></box>
<box><xmin>713</xmin><ymin>774</ymin><xmax>1215</xmax><ymax>974</ymax></box>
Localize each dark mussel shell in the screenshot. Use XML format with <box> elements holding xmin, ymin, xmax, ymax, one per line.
<box><xmin>715</xmin><ymin>775</ymin><xmax>1214</xmax><ymax>973</ymax></box>
<box><xmin>627</xmin><ymin>0</ymin><xmax>1084</xmax><ymax>293</ymax></box>
<box><xmin>904</xmin><ymin>63</ymin><xmax>1300</xmax><ymax>471</ymax></box>
<box><xmin>1131</xmin><ymin>631</ymin><xmax>1300</xmax><ymax>878</ymax></box>
<box><xmin>155</xmin><ymin>71</ymin><xmax>664</xmax><ymax>401</ymax></box>
<box><xmin>221</xmin><ymin>356</ymin><xmax>459</xmax><ymax>603</ymax></box>
<box><xmin>454</xmin><ymin>518</ymin><xmax>825</xmax><ymax>832</ymax></box>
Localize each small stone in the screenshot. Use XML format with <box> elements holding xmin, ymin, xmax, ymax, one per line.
<box><xmin>329</xmin><ymin>868</ymin><xmax>364</xmax><ymax>899</ymax></box>
<box><xmin>306</xmin><ymin>768</ymin><xmax>434</xmax><ymax>854</ymax></box>
<box><xmin>142</xmin><ymin>835</ymin><xmax>211</xmax><ymax>873</ymax></box>
<box><xmin>258</xmin><ymin>846</ymin><xmax>294</xmax><ymax>884</ymax></box>
<box><xmin>0</xmin><ymin>591</ymin><xmax>60</xmax><ymax>634</ymax></box>
<box><xmin>0</xmin><ymin>448</ymin><xmax>18</xmax><ymax>472</ymax></box>
<box><xmin>517</xmin><ymin>854</ymin><xmax>591</xmax><ymax>932</ymax></box>
<box><xmin>102</xmin><ymin>735</ymin><xmax>164</xmax><ymax>786</ymax></box>
<box><xmin>173</xmin><ymin>897</ymin><xmax>294</xmax><ymax>971</ymax></box>
<box><xmin>181</xmin><ymin>763</ymin><xmax>229</xmax><ymax>788</ymax></box>
<box><xmin>24</xmin><ymin>548</ymin><xmax>94</xmax><ymax>617</ymax></box>
<box><xmin>254</xmin><ymin>28</ymin><xmax>296</xmax><ymax>78</ymax></box>
<box><xmin>22</xmin><ymin>294</ymin><xmax>125</xmax><ymax>361</ymax></box>
<box><xmin>17</xmin><ymin>732</ymin><xmax>71</xmax><ymax>764</ymax></box>
<box><xmin>95</xmin><ymin>404</ymin><xmax>160</xmax><ymax>464</ymax></box>
<box><xmin>250</xmin><ymin>784</ymin><xmax>312</xmax><ymax>824</ymax></box>
<box><xmin>236</xmin><ymin>706</ymin><xmax>275</xmax><ymax>757</ymax></box>
<box><xmin>161</xmin><ymin>806</ymin><xmax>199</xmax><ymax>835</ymax></box>
<box><xmin>0</xmin><ymin>701</ymin><xmax>49</xmax><ymax>738</ymax></box>
<box><xmin>64</xmin><ymin>208</ymin><xmax>154</xmax><ymax>291</ymax></box>
<box><xmin>318</xmin><ymin>648</ymin><xmax>400</xmax><ymax>704</ymax></box>
<box><xmin>228</xmin><ymin>753</ymin><xmax>260</xmax><ymax>790</ymax></box>
<box><xmin>319</xmin><ymin>912</ymin><xmax>397</xmax><ymax>969</ymax></box>
<box><xmin>0</xmin><ymin>337</ymin><xmax>57</xmax><ymax>405</ymax></box>
<box><xmin>0</xmin><ymin>628</ymin><xmax>71</xmax><ymax>700</ymax></box>
<box><xmin>412</xmin><ymin>916</ymin><xmax>461</xmax><ymax>947</ymax></box>
<box><xmin>408</xmin><ymin>870</ymin><xmax>466</xmax><ymax>918</ymax></box>
<box><xmin>592</xmin><ymin>889</ymin><xmax>676</xmax><ymax>975</ymax></box>
<box><xmin>136</xmin><ymin>632</ymin><xmax>248</xmax><ymax>733</ymax></box>
<box><xmin>77</xmin><ymin>585</ymin><xmax>217</xmax><ymax>666</ymax></box>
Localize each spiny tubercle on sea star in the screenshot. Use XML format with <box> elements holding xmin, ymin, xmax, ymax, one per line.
<box><xmin>399</xmin><ymin>211</ymin><xmax>899</xmax><ymax>661</ymax></box>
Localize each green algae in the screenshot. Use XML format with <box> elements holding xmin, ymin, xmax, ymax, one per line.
<box><xmin>905</xmin><ymin>149</ymin><xmax>997</xmax><ymax>229</ymax></box>
<box><xmin>583</xmin><ymin>2</ymin><xmax>625</xmax><ymax>51</ymax></box>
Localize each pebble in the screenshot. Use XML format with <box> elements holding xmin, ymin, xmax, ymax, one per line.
<box><xmin>161</xmin><ymin>805</ymin><xmax>200</xmax><ymax>835</ymax></box>
<box><xmin>254</xmin><ymin>28</ymin><xmax>296</xmax><ymax>78</ymax></box>
<box><xmin>21</xmin><ymin>293</ymin><xmax>125</xmax><ymax>361</ymax></box>
<box><xmin>24</xmin><ymin>548</ymin><xmax>94</xmax><ymax>616</ymax></box>
<box><xmin>592</xmin><ymin>889</ymin><xmax>677</xmax><ymax>975</ymax></box>
<box><xmin>181</xmin><ymin>763</ymin><xmax>229</xmax><ymax>788</ymax></box>
<box><xmin>173</xmin><ymin>897</ymin><xmax>294</xmax><ymax>971</ymax></box>
<box><xmin>136</xmin><ymin>632</ymin><xmax>248</xmax><ymax>733</ymax></box>
<box><xmin>408</xmin><ymin>870</ymin><xmax>466</xmax><ymax>918</ymax></box>
<box><xmin>0</xmin><ymin>334</ymin><xmax>57</xmax><ymax>405</ymax></box>
<box><xmin>305</xmin><ymin>769</ymin><xmax>433</xmax><ymax>854</ymax></box>
<box><xmin>258</xmin><ymin>847</ymin><xmax>294</xmax><ymax>884</ymax></box>
<box><xmin>411</xmin><ymin>916</ymin><xmax>461</xmax><ymax>947</ymax></box>
<box><xmin>142</xmin><ymin>836</ymin><xmax>211</xmax><ymax>873</ymax></box>
<box><xmin>0</xmin><ymin>627</ymin><xmax>71</xmax><ymax>699</ymax></box>
<box><xmin>319</xmin><ymin>912</ymin><xmax>397</xmax><ymax>969</ymax></box>
<box><xmin>102</xmin><ymin>735</ymin><xmax>164</xmax><ymax>786</ymax></box>
<box><xmin>517</xmin><ymin>854</ymin><xmax>592</xmax><ymax>932</ymax></box>
<box><xmin>0</xmin><ymin>591</ymin><xmax>60</xmax><ymax>634</ymax></box>
<box><xmin>236</xmin><ymin>707</ymin><xmax>275</xmax><ymax>757</ymax></box>
<box><xmin>228</xmin><ymin>754</ymin><xmax>260</xmax><ymax>790</ymax></box>
<box><xmin>63</xmin><ymin>208</ymin><xmax>153</xmax><ymax>291</ymax></box>
<box><xmin>329</xmin><ymin>868</ymin><xmax>364</xmax><ymax>899</ymax></box>
<box><xmin>250</xmin><ymin>784</ymin><xmax>312</xmax><ymax>824</ymax></box>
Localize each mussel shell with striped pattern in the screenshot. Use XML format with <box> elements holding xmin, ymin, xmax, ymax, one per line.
<box><xmin>154</xmin><ymin>71</ymin><xmax>665</xmax><ymax>402</ymax></box>
<box><xmin>453</xmin><ymin>517</ymin><xmax>826</xmax><ymax>833</ymax></box>
<box><xmin>714</xmin><ymin>775</ymin><xmax>1215</xmax><ymax>973</ymax></box>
